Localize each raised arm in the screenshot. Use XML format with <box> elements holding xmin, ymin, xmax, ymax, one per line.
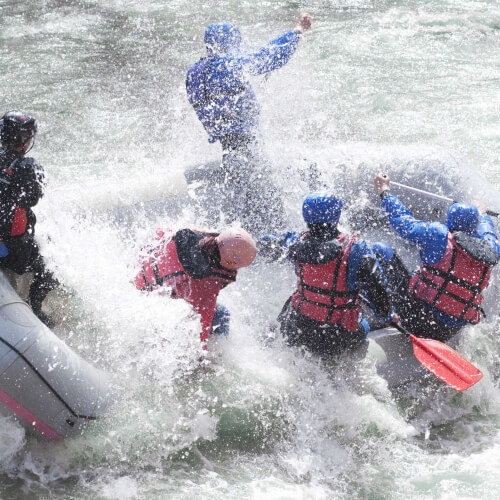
<box><xmin>242</xmin><ymin>13</ymin><xmax>312</xmax><ymax>76</ymax></box>
<box><xmin>374</xmin><ymin>172</ymin><xmax>448</xmax><ymax>264</ymax></box>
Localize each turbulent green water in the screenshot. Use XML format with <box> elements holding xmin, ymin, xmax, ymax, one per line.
<box><xmin>0</xmin><ymin>1</ymin><xmax>499</xmax><ymax>498</ymax></box>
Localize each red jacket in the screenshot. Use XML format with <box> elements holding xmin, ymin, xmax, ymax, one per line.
<box><xmin>135</xmin><ymin>229</ymin><xmax>236</xmax><ymax>345</ymax></box>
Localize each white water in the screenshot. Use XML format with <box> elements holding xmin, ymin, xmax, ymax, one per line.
<box><xmin>1</xmin><ymin>1</ymin><xmax>499</xmax><ymax>498</ymax></box>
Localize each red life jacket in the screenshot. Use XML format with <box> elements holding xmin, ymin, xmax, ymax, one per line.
<box><xmin>135</xmin><ymin>229</ymin><xmax>237</xmax><ymax>343</ymax></box>
<box><xmin>2</xmin><ymin>165</ymin><xmax>28</xmax><ymax>236</ymax></box>
<box><xmin>290</xmin><ymin>233</ymin><xmax>361</xmax><ymax>331</ymax></box>
<box><xmin>409</xmin><ymin>232</ymin><xmax>497</xmax><ymax>324</ymax></box>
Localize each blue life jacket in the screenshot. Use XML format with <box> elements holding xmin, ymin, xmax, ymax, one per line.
<box><xmin>186</xmin><ymin>30</ymin><xmax>300</xmax><ymax>143</ymax></box>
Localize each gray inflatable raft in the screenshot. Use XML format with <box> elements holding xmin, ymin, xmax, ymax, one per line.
<box><xmin>367</xmin><ymin>327</ymin><xmax>462</xmax><ymax>389</ymax></box>
<box><xmin>0</xmin><ymin>271</ymin><xmax>113</xmax><ymax>439</ymax></box>
<box><xmin>367</xmin><ymin>327</ymin><xmax>429</xmax><ymax>388</ymax></box>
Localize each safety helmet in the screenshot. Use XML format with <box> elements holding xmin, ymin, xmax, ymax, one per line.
<box><xmin>0</xmin><ymin>110</ymin><xmax>37</xmax><ymax>149</ymax></box>
<box><xmin>204</xmin><ymin>22</ymin><xmax>242</xmax><ymax>54</ymax></box>
<box><xmin>302</xmin><ymin>191</ymin><xmax>343</xmax><ymax>225</ymax></box>
<box><xmin>446</xmin><ymin>203</ymin><xmax>480</xmax><ymax>232</ymax></box>
<box><xmin>216</xmin><ymin>227</ymin><xmax>257</xmax><ymax>270</ymax></box>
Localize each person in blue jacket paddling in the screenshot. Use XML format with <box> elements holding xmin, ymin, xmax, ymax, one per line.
<box><xmin>373</xmin><ymin>172</ymin><xmax>499</xmax><ymax>342</ymax></box>
<box><xmin>186</xmin><ymin>14</ymin><xmax>312</xmax><ymax>235</ymax></box>
<box><xmin>259</xmin><ymin>191</ymin><xmax>396</xmax><ymax>358</ymax></box>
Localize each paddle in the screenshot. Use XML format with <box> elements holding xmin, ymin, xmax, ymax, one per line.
<box><xmin>391</xmin><ymin>322</ymin><xmax>483</xmax><ymax>391</ymax></box>
<box><xmin>390</xmin><ymin>181</ymin><xmax>499</xmax><ymax>218</ymax></box>
<box><xmin>360</xmin><ymin>295</ymin><xmax>483</xmax><ymax>391</ymax></box>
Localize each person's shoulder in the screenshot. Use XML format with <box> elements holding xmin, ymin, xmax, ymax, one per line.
<box><xmin>350</xmin><ymin>236</ymin><xmax>372</xmax><ymax>254</ymax></box>
<box><xmin>174</xmin><ymin>227</ymin><xmax>199</xmax><ymax>244</ymax></box>
<box><xmin>18</xmin><ymin>155</ymin><xmax>43</xmax><ymax>171</ymax></box>
<box><xmin>427</xmin><ymin>221</ymin><xmax>448</xmax><ymax>238</ymax></box>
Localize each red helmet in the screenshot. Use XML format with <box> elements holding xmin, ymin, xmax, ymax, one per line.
<box><xmin>216</xmin><ymin>228</ymin><xmax>257</xmax><ymax>270</ymax></box>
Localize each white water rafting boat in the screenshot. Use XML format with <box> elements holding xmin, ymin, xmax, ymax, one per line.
<box><xmin>367</xmin><ymin>327</ymin><xmax>440</xmax><ymax>388</ymax></box>
<box><xmin>0</xmin><ymin>270</ymin><xmax>113</xmax><ymax>439</ymax></box>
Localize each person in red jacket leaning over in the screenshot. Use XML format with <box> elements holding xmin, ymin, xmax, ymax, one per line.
<box><xmin>135</xmin><ymin>226</ymin><xmax>257</xmax><ymax>348</ymax></box>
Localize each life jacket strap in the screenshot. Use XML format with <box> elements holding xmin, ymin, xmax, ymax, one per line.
<box><xmin>415</xmin><ymin>242</ymin><xmax>490</xmax><ymax>321</ymax></box>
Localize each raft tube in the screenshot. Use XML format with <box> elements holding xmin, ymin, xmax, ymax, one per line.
<box><xmin>0</xmin><ymin>271</ymin><xmax>113</xmax><ymax>439</ymax></box>
<box><xmin>367</xmin><ymin>327</ymin><xmax>461</xmax><ymax>389</ymax></box>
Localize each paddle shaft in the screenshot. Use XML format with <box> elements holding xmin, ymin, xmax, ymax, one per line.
<box><xmin>390</xmin><ymin>181</ymin><xmax>499</xmax><ymax>217</ymax></box>
<box><xmin>389</xmin><ymin>321</ymin><xmax>413</xmax><ymax>338</ymax></box>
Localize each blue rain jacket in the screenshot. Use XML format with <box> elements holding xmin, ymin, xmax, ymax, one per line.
<box><xmin>381</xmin><ymin>193</ymin><xmax>500</xmax><ymax>264</ymax></box>
<box><xmin>186</xmin><ymin>30</ymin><xmax>300</xmax><ymax>143</ymax></box>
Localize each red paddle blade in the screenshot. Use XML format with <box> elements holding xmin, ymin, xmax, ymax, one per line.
<box><xmin>409</xmin><ymin>334</ymin><xmax>483</xmax><ymax>391</ymax></box>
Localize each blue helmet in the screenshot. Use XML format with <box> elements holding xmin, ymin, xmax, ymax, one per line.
<box><xmin>446</xmin><ymin>203</ymin><xmax>480</xmax><ymax>232</ymax></box>
<box><xmin>204</xmin><ymin>22</ymin><xmax>242</xmax><ymax>54</ymax></box>
<box><xmin>302</xmin><ymin>191</ymin><xmax>343</xmax><ymax>225</ymax></box>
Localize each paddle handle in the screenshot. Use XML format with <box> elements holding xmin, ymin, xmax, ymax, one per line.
<box><xmin>390</xmin><ymin>181</ymin><xmax>499</xmax><ymax>218</ymax></box>
<box><xmin>390</xmin><ymin>321</ymin><xmax>411</xmax><ymax>337</ymax></box>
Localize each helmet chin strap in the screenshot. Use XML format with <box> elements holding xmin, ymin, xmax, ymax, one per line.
<box><xmin>24</xmin><ymin>137</ymin><xmax>35</xmax><ymax>154</ymax></box>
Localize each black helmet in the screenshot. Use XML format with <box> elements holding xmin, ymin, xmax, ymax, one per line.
<box><xmin>0</xmin><ymin>110</ymin><xmax>38</xmax><ymax>149</ymax></box>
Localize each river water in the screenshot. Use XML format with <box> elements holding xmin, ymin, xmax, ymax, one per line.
<box><xmin>0</xmin><ymin>1</ymin><xmax>499</xmax><ymax>498</ymax></box>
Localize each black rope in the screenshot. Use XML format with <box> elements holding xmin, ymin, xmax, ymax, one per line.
<box><xmin>0</xmin><ymin>335</ymin><xmax>96</xmax><ymax>421</ymax></box>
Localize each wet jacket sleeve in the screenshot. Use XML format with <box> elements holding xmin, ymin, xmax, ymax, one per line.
<box><xmin>8</xmin><ymin>158</ymin><xmax>45</xmax><ymax>209</ymax></box>
<box><xmin>348</xmin><ymin>240</ymin><xmax>394</xmax><ymax>322</ymax></box>
<box><xmin>476</xmin><ymin>215</ymin><xmax>500</xmax><ymax>257</ymax></box>
<box><xmin>381</xmin><ymin>193</ymin><xmax>448</xmax><ymax>264</ymax></box>
<box><xmin>257</xmin><ymin>231</ymin><xmax>300</xmax><ymax>262</ymax></box>
<box><xmin>241</xmin><ymin>30</ymin><xmax>301</xmax><ymax>76</ymax></box>
<box><xmin>189</xmin><ymin>283</ymin><xmax>219</xmax><ymax>347</ymax></box>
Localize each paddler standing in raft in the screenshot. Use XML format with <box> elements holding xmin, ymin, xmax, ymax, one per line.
<box><xmin>373</xmin><ymin>172</ymin><xmax>499</xmax><ymax>342</ymax></box>
<box><xmin>186</xmin><ymin>13</ymin><xmax>312</xmax><ymax>234</ymax></box>
<box><xmin>135</xmin><ymin>226</ymin><xmax>257</xmax><ymax>349</ymax></box>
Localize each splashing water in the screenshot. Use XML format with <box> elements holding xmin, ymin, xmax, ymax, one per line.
<box><xmin>1</xmin><ymin>0</ymin><xmax>499</xmax><ymax>498</ymax></box>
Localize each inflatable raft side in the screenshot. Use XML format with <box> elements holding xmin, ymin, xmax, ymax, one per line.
<box><xmin>367</xmin><ymin>327</ymin><xmax>449</xmax><ymax>388</ymax></box>
<box><xmin>0</xmin><ymin>271</ymin><xmax>113</xmax><ymax>438</ymax></box>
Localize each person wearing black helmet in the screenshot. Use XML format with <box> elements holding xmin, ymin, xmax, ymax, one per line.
<box><xmin>0</xmin><ymin>110</ymin><xmax>58</xmax><ymax>327</ymax></box>
<box><xmin>186</xmin><ymin>14</ymin><xmax>312</xmax><ymax>235</ymax></box>
<box><xmin>259</xmin><ymin>191</ymin><xmax>396</xmax><ymax>359</ymax></box>
<box><xmin>373</xmin><ymin>172</ymin><xmax>499</xmax><ymax>342</ymax></box>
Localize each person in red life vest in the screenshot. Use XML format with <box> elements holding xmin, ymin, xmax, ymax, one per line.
<box><xmin>0</xmin><ymin>110</ymin><xmax>58</xmax><ymax>327</ymax></box>
<box><xmin>259</xmin><ymin>191</ymin><xmax>396</xmax><ymax>358</ymax></box>
<box><xmin>135</xmin><ymin>226</ymin><xmax>257</xmax><ymax>348</ymax></box>
<box><xmin>373</xmin><ymin>172</ymin><xmax>499</xmax><ymax>342</ymax></box>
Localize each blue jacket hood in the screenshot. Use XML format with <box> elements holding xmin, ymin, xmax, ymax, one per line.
<box><xmin>204</xmin><ymin>22</ymin><xmax>242</xmax><ymax>54</ymax></box>
<box><xmin>447</xmin><ymin>203</ymin><xmax>480</xmax><ymax>232</ymax></box>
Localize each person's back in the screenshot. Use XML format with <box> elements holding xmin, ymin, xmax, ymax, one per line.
<box><xmin>373</xmin><ymin>172</ymin><xmax>500</xmax><ymax>341</ymax></box>
<box><xmin>135</xmin><ymin>226</ymin><xmax>257</xmax><ymax>348</ymax></box>
<box><xmin>260</xmin><ymin>191</ymin><xmax>395</xmax><ymax>358</ymax></box>
<box><xmin>186</xmin><ymin>25</ymin><xmax>259</xmax><ymax>144</ymax></box>
<box><xmin>186</xmin><ymin>16</ymin><xmax>311</xmax><ymax>146</ymax></box>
